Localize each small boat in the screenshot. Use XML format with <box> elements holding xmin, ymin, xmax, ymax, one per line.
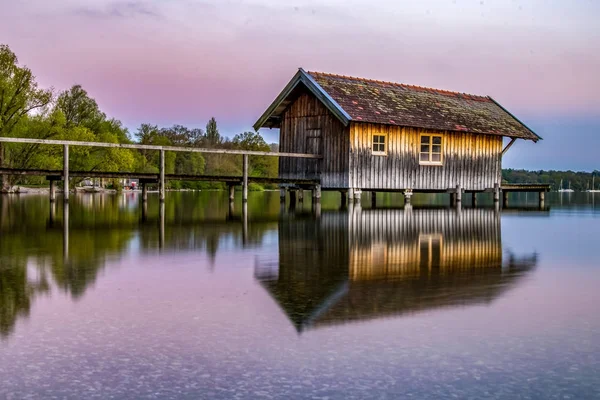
<box><xmin>558</xmin><ymin>179</ymin><xmax>574</xmax><ymax>193</ymax></box>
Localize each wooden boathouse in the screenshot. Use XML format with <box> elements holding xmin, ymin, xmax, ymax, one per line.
<box><xmin>254</xmin><ymin>69</ymin><xmax>546</xmax><ymax>204</ymax></box>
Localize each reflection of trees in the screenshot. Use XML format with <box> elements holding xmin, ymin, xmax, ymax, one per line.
<box><xmin>0</xmin><ymin>192</ymin><xmax>284</xmax><ymax>339</ymax></box>
<box><xmin>257</xmin><ymin>207</ymin><xmax>538</xmax><ymax>333</ymax></box>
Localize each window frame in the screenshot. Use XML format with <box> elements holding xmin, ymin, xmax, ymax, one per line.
<box><xmin>372</xmin><ymin>133</ymin><xmax>387</xmax><ymax>156</ymax></box>
<box><xmin>419</xmin><ymin>133</ymin><xmax>444</xmax><ymax>165</ymax></box>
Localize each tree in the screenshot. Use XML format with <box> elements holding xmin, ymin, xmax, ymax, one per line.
<box><xmin>56</xmin><ymin>85</ymin><xmax>105</xmax><ymax>131</ymax></box>
<box><xmin>205</xmin><ymin>117</ymin><xmax>222</xmax><ymax>147</ymax></box>
<box><xmin>0</xmin><ymin>44</ymin><xmax>53</xmax><ymax>190</ymax></box>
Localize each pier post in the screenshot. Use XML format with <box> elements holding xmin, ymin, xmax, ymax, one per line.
<box><xmin>371</xmin><ymin>191</ymin><xmax>377</xmax><ymax>208</ymax></box>
<box><xmin>493</xmin><ymin>183</ymin><xmax>500</xmax><ymax>203</ymax></box>
<box><xmin>242</xmin><ymin>154</ymin><xmax>248</xmax><ymax>202</ymax></box>
<box><xmin>289</xmin><ymin>189</ymin><xmax>297</xmax><ymax>204</ymax></box>
<box><xmin>159</xmin><ymin>149</ymin><xmax>165</xmax><ymax>202</ymax></box>
<box><xmin>49</xmin><ymin>179</ymin><xmax>56</xmax><ymax>202</ymax></box>
<box><xmin>229</xmin><ymin>184</ymin><xmax>235</xmax><ymax>202</ymax></box>
<box><xmin>63</xmin><ymin>144</ymin><xmax>69</xmax><ymax>202</ymax></box>
<box><xmin>142</xmin><ymin>182</ymin><xmax>148</xmax><ymax>203</ymax></box>
<box><xmin>404</xmin><ymin>189</ymin><xmax>413</xmax><ymax>205</ymax></box>
<box><xmin>298</xmin><ymin>189</ymin><xmax>304</xmax><ymax>203</ymax></box>
<box><xmin>280</xmin><ymin>187</ymin><xmax>286</xmax><ymax>203</ymax></box>
<box><xmin>313</xmin><ymin>184</ymin><xmax>322</xmax><ymax>202</ymax></box>
<box><xmin>539</xmin><ymin>191</ymin><xmax>545</xmax><ymax>208</ymax></box>
<box><xmin>340</xmin><ymin>190</ymin><xmax>347</xmax><ymax>207</ymax></box>
<box><xmin>456</xmin><ymin>184</ymin><xmax>462</xmax><ymax>204</ymax></box>
<box><xmin>353</xmin><ymin>189</ymin><xmax>361</xmax><ymax>203</ymax></box>
<box><xmin>472</xmin><ymin>192</ymin><xmax>478</xmax><ymax>207</ymax></box>
<box><xmin>503</xmin><ymin>191</ymin><xmax>509</xmax><ymax>208</ymax></box>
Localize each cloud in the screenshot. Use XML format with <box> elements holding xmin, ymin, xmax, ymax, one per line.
<box><xmin>73</xmin><ymin>1</ymin><xmax>161</xmax><ymax>19</ymax></box>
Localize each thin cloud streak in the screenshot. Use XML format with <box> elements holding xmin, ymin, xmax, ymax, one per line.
<box><xmin>72</xmin><ymin>1</ymin><xmax>161</xmax><ymax>19</ymax></box>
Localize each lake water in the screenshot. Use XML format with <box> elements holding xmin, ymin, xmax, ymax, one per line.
<box><xmin>1</xmin><ymin>191</ymin><xmax>599</xmax><ymax>399</ymax></box>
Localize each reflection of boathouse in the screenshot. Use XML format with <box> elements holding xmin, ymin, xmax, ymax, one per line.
<box><xmin>256</xmin><ymin>208</ymin><xmax>537</xmax><ymax>332</ymax></box>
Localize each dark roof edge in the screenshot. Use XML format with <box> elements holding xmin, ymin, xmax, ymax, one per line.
<box><xmin>487</xmin><ymin>96</ymin><xmax>543</xmax><ymax>142</ymax></box>
<box><xmin>253</xmin><ymin>68</ymin><xmax>351</xmax><ymax>131</ymax></box>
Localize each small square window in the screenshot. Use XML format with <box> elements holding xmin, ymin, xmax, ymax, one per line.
<box><xmin>419</xmin><ymin>134</ymin><xmax>443</xmax><ymax>165</ymax></box>
<box><xmin>372</xmin><ymin>134</ymin><xmax>386</xmax><ymax>154</ymax></box>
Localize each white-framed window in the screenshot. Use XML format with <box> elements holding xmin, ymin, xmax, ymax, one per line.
<box><xmin>420</xmin><ymin>134</ymin><xmax>443</xmax><ymax>165</ymax></box>
<box><xmin>372</xmin><ymin>134</ymin><xmax>386</xmax><ymax>155</ymax></box>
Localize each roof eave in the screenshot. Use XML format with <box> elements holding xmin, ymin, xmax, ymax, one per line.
<box><xmin>487</xmin><ymin>96</ymin><xmax>543</xmax><ymax>142</ymax></box>
<box><xmin>253</xmin><ymin>68</ymin><xmax>351</xmax><ymax>131</ymax></box>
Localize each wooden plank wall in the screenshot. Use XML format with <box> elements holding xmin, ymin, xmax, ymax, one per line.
<box><xmin>348</xmin><ymin>122</ymin><xmax>503</xmax><ymax>191</ymax></box>
<box><xmin>279</xmin><ymin>92</ymin><xmax>349</xmax><ymax>188</ymax></box>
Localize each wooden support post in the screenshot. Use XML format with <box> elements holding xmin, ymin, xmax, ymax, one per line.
<box><xmin>63</xmin><ymin>144</ymin><xmax>69</xmax><ymax>202</ymax></box>
<box><xmin>472</xmin><ymin>192</ymin><xmax>478</xmax><ymax>207</ymax></box>
<box><xmin>159</xmin><ymin>149</ymin><xmax>165</xmax><ymax>202</ymax></box>
<box><xmin>539</xmin><ymin>191</ymin><xmax>545</xmax><ymax>208</ymax></box>
<box><xmin>142</xmin><ymin>182</ymin><xmax>148</xmax><ymax>203</ymax></box>
<box><xmin>229</xmin><ymin>184</ymin><xmax>235</xmax><ymax>202</ymax></box>
<box><xmin>340</xmin><ymin>190</ymin><xmax>347</xmax><ymax>207</ymax></box>
<box><xmin>242</xmin><ymin>154</ymin><xmax>248</xmax><ymax>203</ymax></box>
<box><xmin>289</xmin><ymin>189</ymin><xmax>297</xmax><ymax>204</ymax></box>
<box><xmin>371</xmin><ymin>191</ymin><xmax>377</xmax><ymax>208</ymax></box>
<box><xmin>280</xmin><ymin>188</ymin><xmax>286</xmax><ymax>202</ymax></box>
<box><xmin>503</xmin><ymin>191</ymin><xmax>509</xmax><ymax>208</ymax></box>
<box><xmin>353</xmin><ymin>189</ymin><xmax>361</xmax><ymax>203</ymax></box>
<box><xmin>298</xmin><ymin>189</ymin><xmax>304</xmax><ymax>202</ymax></box>
<box><xmin>456</xmin><ymin>184</ymin><xmax>462</xmax><ymax>204</ymax></box>
<box><xmin>404</xmin><ymin>189</ymin><xmax>413</xmax><ymax>205</ymax></box>
<box><xmin>493</xmin><ymin>183</ymin><xmax>500</xmax><ymax>203</ymax></box>
<box><xmin>313</xmin><ymin>184</ymin><xmax>321</xmax><ymax>202</ymax></box>
<box><xmin>49</xmin><ymin>180</ymin><xmax>56</xmax><ymax>202</ymax></box>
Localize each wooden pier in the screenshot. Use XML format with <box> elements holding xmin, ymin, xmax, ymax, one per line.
<box><xmin>0</xmin><ymin>137</ymin><xmax>322</xmax><ymax>203</ymax></box>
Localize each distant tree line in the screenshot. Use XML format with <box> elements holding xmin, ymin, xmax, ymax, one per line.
<box><xmin>502</xmin><ymin>169</ymin><xmax>600</xmax><ymax>191</ymax></box>
<box><xmin>0</xmin><ymin>44</ymin><xmax>277</xmax><ymax>191</ymax></box>
<box><xmin>1</xmin><ymin>44</ymin><xmax>598</xmax><ymax>193</ymax></box>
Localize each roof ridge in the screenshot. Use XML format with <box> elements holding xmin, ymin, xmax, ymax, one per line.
<box><xmin>307</xmin><ymin>70</ymin><xmax>490</xmax><ymax>101</ymax></box>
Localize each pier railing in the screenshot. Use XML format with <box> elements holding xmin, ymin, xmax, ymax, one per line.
<box><xmin>0</xmin><ymin>137</ymin><xmax>322</xmax><ymax>202</ymax></box>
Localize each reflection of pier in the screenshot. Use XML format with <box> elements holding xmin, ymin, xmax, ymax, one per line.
<box><xmin>256</xmin><ymin>207</ymin><xmax>538</xmax><ymax>333</ymax></box>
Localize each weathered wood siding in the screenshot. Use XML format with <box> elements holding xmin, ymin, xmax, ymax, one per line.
<box><xmin>348</xmin><ymin>122</ymin><xmax>503</xmax><ymax>191</ymax></box>
<box><xmin>279</xmin><ymin>92</ymin><xmax>349</xmax><ymax>188</ymax></box>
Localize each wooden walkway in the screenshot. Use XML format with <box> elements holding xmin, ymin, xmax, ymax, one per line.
<box><xmin>0</xmin><ymin>137</ymin><xmax>322</xmax><ymax>203</ymax></box>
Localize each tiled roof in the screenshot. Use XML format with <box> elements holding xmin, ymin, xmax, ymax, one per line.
<box><xmin>307</xmin><ymin>71</ymin><xmax>540</xmax><ymax>141</ymax></box>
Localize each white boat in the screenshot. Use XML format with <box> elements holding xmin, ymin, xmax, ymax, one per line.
<box><xmin>558</xmin><ymin>179</ymin><xmax>574</xmax><ymax>193</ymax></box>
<box><xmin>587</xmin><ymin>176</ymin><xmax>600</xmax><ymax>193</ymax></box>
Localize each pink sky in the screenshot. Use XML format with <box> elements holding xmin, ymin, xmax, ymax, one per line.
<box><xmin>1</xmin><ymin>0</ymin><xmax>599</xmax><ymax>169</ymax></box>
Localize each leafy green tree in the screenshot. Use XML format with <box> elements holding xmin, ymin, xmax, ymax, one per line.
<box><xmin>56</xmin><ymin>85</ymin><xmax>105</xmax><ymax>131</ymax></box>
<box><xmin>0</xmin><ymin>44</ymin><xmax>53</xmax><ymax>190</ymax></box>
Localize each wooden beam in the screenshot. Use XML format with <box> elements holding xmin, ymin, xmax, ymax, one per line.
<box><xmin>501</xmin><ymin>137</ymin><xmax>517</xmax><ymax>156</ymax></box>
<box><xmin>159</xmin><ymin>149</ymin><xmax>165</xmax><ymax>202</ymax></box>
<box><xmin>0</xmin><ymin>137</ymin><xmax>321</xmax><ymax>159</ymax></box>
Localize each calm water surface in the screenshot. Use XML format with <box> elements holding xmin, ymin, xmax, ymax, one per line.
<box><xmin>0</xmin><ymin>191</ymin><xmax>599</xmax><ymax>399</ymax></box>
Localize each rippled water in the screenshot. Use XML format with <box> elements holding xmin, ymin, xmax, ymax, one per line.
<box><xmin>1</xmin><ymin>191</ymin><xmax>599</xmax><ymax>399</ymax></box>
